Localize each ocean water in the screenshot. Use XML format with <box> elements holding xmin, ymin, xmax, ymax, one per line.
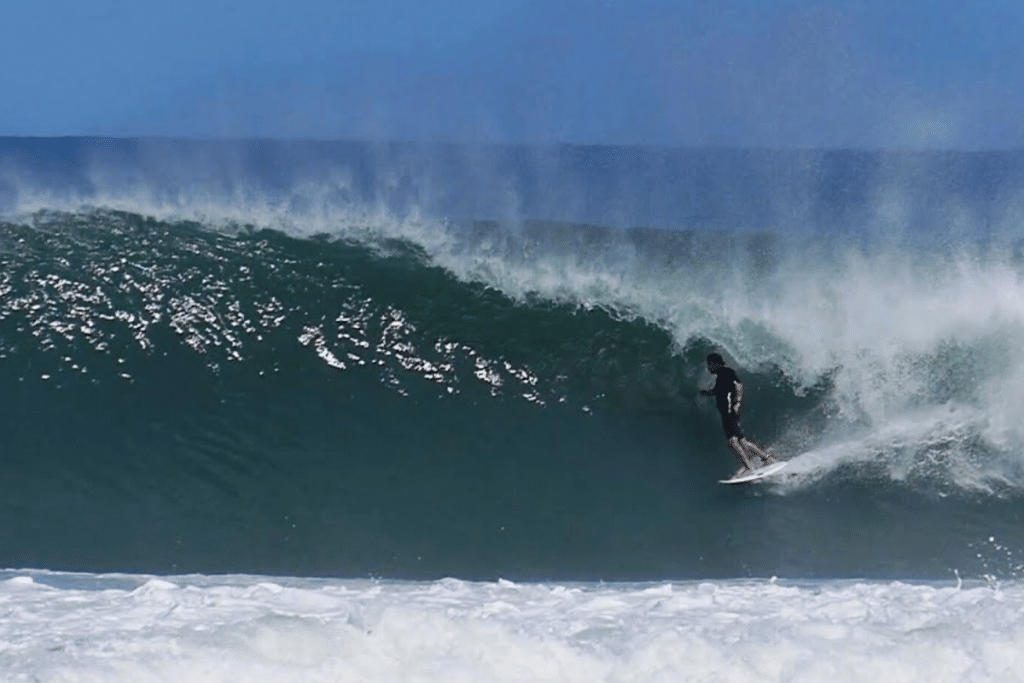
<box><xmin>3</xmin><ymin>137</ymin><xmax>1024</xmax><ymax>680</ymax></box>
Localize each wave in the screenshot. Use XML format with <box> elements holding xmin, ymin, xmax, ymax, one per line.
<box><xmin>4</xmin><ymin>201</ymin><xmax>1024</xmax><ymax>500</ymax></box>
<box><xmin>4</xmin><ymin>140</ymin><xmax>1024</xmax><ymax>578</ymax></box>
<box><xmin>13</xmin><ymin>203</ymin><xmax>1022</xmax><ymax>490</ymax></box>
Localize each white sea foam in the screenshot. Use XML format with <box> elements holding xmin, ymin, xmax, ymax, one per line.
<box><xmin>2</xmin><ymin>571</ymin><xmax>1023</xmax><ymax>683</ymax></box>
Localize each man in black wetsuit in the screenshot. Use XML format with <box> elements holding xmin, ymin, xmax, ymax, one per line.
<box><xmin>700</xmin><ymin>352</ymin><xmax>776</xmax><ymax>478</ymax></box>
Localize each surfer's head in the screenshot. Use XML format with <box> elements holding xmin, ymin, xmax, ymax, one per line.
<box><xmin>706</xmin><ymin>353</ymin><xmax>724</xmax><ymax>373</ymax></box>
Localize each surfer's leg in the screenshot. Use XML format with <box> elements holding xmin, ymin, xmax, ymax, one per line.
<box><xmin>728</xmin><ymin>436</ymin><xmax>755</xmax><ymax>476</ymax></box>
<box><xmin>740</xmin><ymin>438</ymin><xmax>776</xmax><ymax>465</ymax></box>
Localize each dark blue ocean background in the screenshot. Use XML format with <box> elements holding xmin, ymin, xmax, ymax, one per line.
<box><xmin>2</xmin><ymin>137</ymin><xmax>1024</xmax><ymax>581</ymax></box>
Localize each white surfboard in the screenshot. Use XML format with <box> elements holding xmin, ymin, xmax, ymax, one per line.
<box><xmin>719</xmin><ymin>461</ymin><xmax>788</xmax><ymax>484</ymax></box>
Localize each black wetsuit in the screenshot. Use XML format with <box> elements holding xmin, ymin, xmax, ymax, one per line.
<box><xmin>710</xmin><ymin>366</ymin><xmax>745</xmax><ymax>439</ymax></box>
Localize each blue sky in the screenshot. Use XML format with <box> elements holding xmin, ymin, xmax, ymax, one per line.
<box><xmin>3</xmin><ymin>0</ymin><xmax>1023</xmax><ymax>148</ymax></box>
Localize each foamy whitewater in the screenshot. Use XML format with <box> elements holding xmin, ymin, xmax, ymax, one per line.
<box><xmin>4</xmin><ymin>139</ymin><xmax>1024</xmax><ymax>680</ymax></box>
<box><xmin>4</xmin><ymin>572</ymin><xmax>1024</xmax><ymax>683</ymax></box>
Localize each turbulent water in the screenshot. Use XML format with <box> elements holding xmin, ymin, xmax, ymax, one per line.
<box><xmin>3</xmin><ymin>138</ymin><xmax>1024</xmax><ymax>680</ymax></box>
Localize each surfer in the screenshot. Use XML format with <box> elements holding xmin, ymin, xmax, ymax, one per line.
<box><xmin>700</xmin><ymin>353</ymin><xmax>776</xmax><ymax>479</ymax></box>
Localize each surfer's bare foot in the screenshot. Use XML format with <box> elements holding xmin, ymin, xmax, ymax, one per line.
<box><xmin>761</xmin><ymin>449</ymin><xmax>778</xmax><ymax>465</ymax></box>
<box><xmin>733</xmin><ymin>466</ymin><xmax>752</xmax><ymax>479</ymax></box>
